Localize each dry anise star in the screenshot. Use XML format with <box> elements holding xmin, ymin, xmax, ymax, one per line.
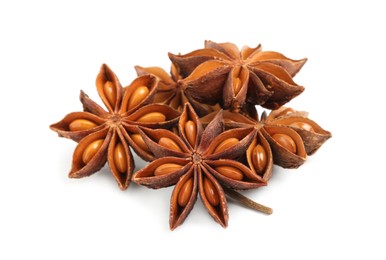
<box><xmin>133</xmin><ymin>103</ymin><xmax>265</xmax><ymax>229</ymax></box>
<box><xmin>135</xmin><ymin>64</ymin><xmax>220</xmax><ymax>116</ymax></box>
<box><xmin>169</xmin><ymin>40</ymin><xmax>307</xmax><ymax>111</ymax></box>
<box><xmin>202</xmin><ymin>106</ymin><xmax>331</xmax><ymax>171</ymax></box>
<box><xmin>50</xmin><ymin>64</ymin><xmax>179</xmax><ymax>190</ymax></box>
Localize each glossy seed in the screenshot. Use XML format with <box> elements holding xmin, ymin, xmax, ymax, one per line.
<box><xmin>158</xmin><ymin>137</ymin><xmax>183</xmax><ymax>152</ymax></box>
<box><xmin>69</xmin><ymin>119</ymin><xmax>97</xmax><ymax>131</ymax></box>
<box><xmin>184</xmin><ymin>120</ymin><xmax>196</xmax><ymax>147</ymax></box>
<box><xmin>154</xmin><ymin>163</ymin><xmax>183</xmax><ymax>176</ymax></box>
<box><xmin>203</xmin><ymin>177</ymin><xmax>219</xmax><ymax>206</ymax></box>
<box><xmin>177</xmin><ymin>178</ymin><xmax>193</xmax><ymax>207</ymax></box>
<box><xmin>127</xmin><ymin>86</ymin><xmax>149</xmax><ymax>110</ymax></box>
<box><xmin>233</xmin><ymin>77</ymin><xmax>242</xmax><ymax>95</ymax></box>
<box><xmin>137</xmin><ymin>112</ymin><xmax>166</xmax><ymax>123</ymax></box>
<box><xmin>103</xmin><ymin>81</ymin><xmax>116</xmax><ymax>107</ymax></box>
<box><xmin>252</xmin><ymin>144</ymin><xmax>267</xmax><ymax>174</ymax></box>
<box><xmin>213</xmin><ymin>137</ymin><xmax>239</xmax><ymax>153</ymax></box>
<box><xmin>82</xmin><ymin>139</ymin><xmax>104</xmax><ymax>164</ymax></box>
<box><xmin>130</xmin><ymin>134</ymin><xmax>150</xmax><ymax>153</ymax></box>
<box><xmin>290</xmin><ymin>122</ymin><xmax>315</xmax><ymax>132</ymax></box>
<box><xmin>272</xmin><ymin>134</ymin><xmax>297</xmax><ymax>154</ymax></box>
<box><xmin>114</xmin><ymin>143</ymin><xmax>127</xmax><ymax>173</ymax></box>
<box><xmin>215</xmin><ymin>166</ymin><xmax>243</xmax><ymax>181</ymax></box>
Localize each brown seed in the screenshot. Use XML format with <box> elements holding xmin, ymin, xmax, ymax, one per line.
<box><xmin>251</xmin><ymin>144</ymin><xmax>267</xmax><ymax>174</ymax></box>
<box><xmin>213</xmin><ymin>137</ymin><xmax>239</xmax><ymax>153</ymax></box>
<box><xmin>215</xmin><ymin>166</ymin><xmax>243</xmax><ymax>181</ymax></box>
<box><xmin>272</xmin><ymin>134</ymin><xmax>297</xmax><ymax>154</ymax></box>
<box><xmin>103</xmin><ymin>81</ymin><xmax>116</xmax><ymax>107</ymax></box>
<box><xmin>233</xmin><ymin>77</ymin><xmax>242</xmax><ymax>95</ymax></box>
<box><xmin>137</xmin><ymin>112</ymin><xmax>166</xmax><ymax>123</ymax></box>
<box><xmin>154</xmin><ymin>163</ymin><xmax>183</xmax><ymax>176</ymax></box>
<box><xmin>130</xmin><ymin>134</ymin><xmax>150</xmax><ymax>153</ymax></box>
<box><xmin>69</xmin><ymin>119</ymin><xmax>97</xmax><ymax>131</ymax></box>
<box><xmin>114</xmin><ymin>143</ymin><xmax>127</xmax><ymax>173</ymax></box>
<box><xmin>177</xmin><ymin>178</ymin><xmax>193</xmax><ymax>207</ymax></box>
<box><xmin>203</xmin><ymin>177</ymin><xmax>219</xmax><ymax>206</ymax></box>
<box><xmin>82</xmin><ymin>139</ymin><xmax>104</xmax><ymax>164</ymax></box>
<box><xmin>158</xmin><ymin>137</ymin><xmax>183</xmax><ymax>152</ymax></box>
<box><xmin>290</xmin><ymin>122</ymin><xmax>315</xmax><ymax>132</ymax></box>
<box><xmin>184</xmin><ymin>120</ymin><xmax>196</xmax><ymax>147</ymax></box>
<box><xmin>127</xmin><ymin>86</ymin><xmax>149</xmax><ymax>110</ymax></box>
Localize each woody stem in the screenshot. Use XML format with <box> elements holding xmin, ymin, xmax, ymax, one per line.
<box><xmin>224</xmin><ymin>187</ymin><xmax>273</xmax><ymax>215</ymax></box>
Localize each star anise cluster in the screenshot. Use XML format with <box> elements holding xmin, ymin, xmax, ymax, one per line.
<box><xmin>50</xmin><ymin>40</ymin><xmax>331</xmax><ymax>230</ymax></box>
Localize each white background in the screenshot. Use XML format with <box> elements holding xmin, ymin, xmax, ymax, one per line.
<box><xmin>1</xmin><ymin>0</ymin><xmax>385</xmax><ymax>259</ymax></box>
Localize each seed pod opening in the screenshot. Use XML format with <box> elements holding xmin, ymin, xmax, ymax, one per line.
<box><xmin>262</xmin><ymin>125</ymin><xmax>306</xmax><ymax>168</ymax></box>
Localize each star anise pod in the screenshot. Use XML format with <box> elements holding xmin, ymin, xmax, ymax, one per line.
<box><xmin>133</xmin><ymin>103</ymin><xmax>265</xmax><ymax>229</ymax></box>
<box><xmin>135</xmin><ymin>64</ymin><xmax>220</xmax><ymax>116</ymax></box>
<box><xmin>201</xmin><ymin>106</ymin><xmax>330</xmax><ymax>173</ymax></box>
<box><xmin>169</xmin><ymin>40</ymin><xmax>306</xmax><ymax>111</ymax></box>
<box><xmin>50</xmin><ymin>64</ymin><xmax>180</xmax><ymax>190</ymax></box>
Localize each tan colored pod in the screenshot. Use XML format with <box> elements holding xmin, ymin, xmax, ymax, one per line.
<box><xmin>246</xmin><ymin>132</ymin><xmax>273</xmax><ymax>182</ymax></box>
<box><xmin>127</xmin><ymin>86</ymin><xmax>149</xmax><ymax>110</ymax></box>
<box><xmin>213</xmin><ymin>138</ymin><xmax>239</xmax><ymax>153</ymax></box>
<box><xmin>270</xmin><ymin>116</ymin><xmax>332</xmax><ymax>155</ymax></box>
<box><xmin>130</xmin><ymin>134</ymin><xmax>151</xmax><ymax>153</ymax></box>
<box><xmin>82</xmin><ymin>139</ymin><xmax>104</xmax><ymax>164</ymax></box>
<box><xmin>95</xmin><ymin>64</ymin><xmax>122</xmax><ymax>112</ymax></box>
<box><xmin>158</xmin><ymin>137</ymin><xmax>183</xmax><ymax>153</ymax></box>
<box><xmin>127</xmin><ymin>103</ymin><xmax>180</xmax><ymax>128</ymax></box>
<box><xmin>120</xmin><ymin>74</ymin><xmax>159</xmax><ymax>113</ymax></box>
<box><xmin>50</xmin><ymin>112</ymin><xmax>105</xmax><ymax>142</ymax></box>
<box><xmin>262</xmin><ymin>125</ymin><xmax>307</xmax><ymax>168</ymax></box>
<box><xmin>133</xmin><ymin>157</ymin><xmax>191</xmax><ymax>189</ymax></box>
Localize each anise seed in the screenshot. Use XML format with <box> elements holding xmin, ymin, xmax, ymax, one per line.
<box><xmin>251</xmin><ymin>144</ymin><xmax>267</xmax><ymax>174</ymax></box>
<box><xmin>184</xmin><ymin>120</ymin><xmax>196</xmax><ymax>147</ymax></box>
<box><xmin>154</xmin><ymin>163</ymin><xmax>183</xmax><ymax>176</ymax></box>
<box><xmin>82</xmin><ymin>139</ymin><xmax>104</xmax><ymax>164</ymax></box>
<box><xmin>272</xmin><ymin>134</ymin><xmax>297</xmax><ymax>154</ymax></box>
<box><xmin>203</xmin><ymin>177</ymin><xmax>219</xmax><ymax>206</ymax></box>
<box><xmin>290</xmin><ymin>122</ymin><xmax>315</xmax><ymax>132</ymax></box>
<box><xmin>69</xmin><ymin>119</ymin><xmax>97</xmax><ymax>131</ymax></box>
<box><xmin>114</xmin><ymin>143</ymin><xmax>127</xmax><ymax>173</ymax></box>
<box><xmin>103</xmin><ymin>81</ymin><xmax>116</xmax><ymax>108</ymax></box>
<box><xmin>127</xmin><ymin>86</ymin><xmax>149</xmax><ymax>110</ymax></box>
<box><xmin>158</xmin><ymin>137</ymin><xmax>183</xmax><ymax>152</ymax></box>
<box><xmin>178</xmin><ymin>178</ymin><xmax>193</xmax><ymax>207</ymax></box>
<box><xmin>213</xmin><ymin>137</ymin><xmax>239</xmax><ymax>153</ymax></box>
<box><xmin>215</xmin><ymin>166</ymin><xmax>243</xmax><ymax>181</ymax></box>
<box><xmin>137</xmin><ymin>112</ymin><xmax>166</xmax><ymax>123</ymax></box>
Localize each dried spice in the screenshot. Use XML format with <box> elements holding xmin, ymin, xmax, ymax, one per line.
<box><xmin>133</xmin><ymin>103</ymin><xmax>266</xmax><ymax>229</ymax></box>
<box><xmin>135</xmin><ymin>64</ymin><xmax>221</xmax><ymax>116</ymax></box>
<box><xmin>169</xmin><ymin>40</ymin><xmax>306</xmax><ymax>111</ymax></box>
<box><xmin>201</xmin><ymin>106</ymin><xmax>330</xmax><ymax>173</ymax></box>
<box><xmin>50</xmin><ymin>40</ymin><xmax>331</xmax><ymax>230</ymax></box>
<box><xmin>50</xmin><ymin>64</ymin><xmax>180</xmax><ymax>190</ymax></box>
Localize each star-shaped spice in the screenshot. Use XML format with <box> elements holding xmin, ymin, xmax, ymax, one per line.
<box><xmin>135</xmin><ymin>64</ymin><xmax>220</xmax><ymax>116</ymax></box>
<box><xmin>169</xmin><ymin>40</ymin><xmax>307</xmax><ymax>111</ymax></box>
<box><xmin>50</xmin><ymin>64</ymin><xmax>180</xmax><ymax>190</ymax></box>
<box><xmin>201</xmin><ymin>106</ymin><xmax>331</xmax><ymax>173</ymax></box>
<box><xmin>133</xmin><ymin>103</ymin><xmax>265</xmax><ymax>229</ymax></box>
